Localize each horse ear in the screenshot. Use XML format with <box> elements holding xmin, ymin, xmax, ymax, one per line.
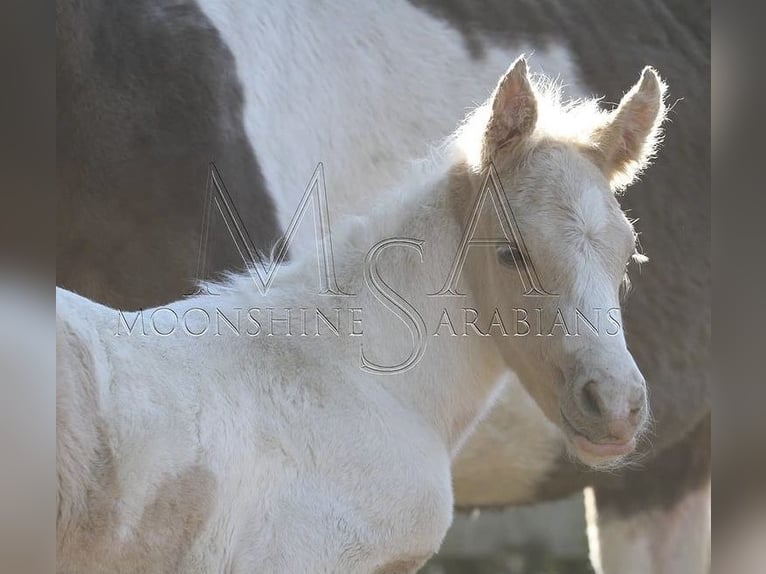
<box><xmin>483</xmin><ymin>57</ymin><xmax>537</xmax><ymax>161</ymax></box>
<box><xmin>594</xmin><ymin>67</ymin><xmax>667</xmax><ymax>189</ymax></box>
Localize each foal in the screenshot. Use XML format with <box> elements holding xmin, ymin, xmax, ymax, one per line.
<box><xmin>57</xmin><ymin>58</ymin><xmax>665</xmax><ymax>573</ymax></box>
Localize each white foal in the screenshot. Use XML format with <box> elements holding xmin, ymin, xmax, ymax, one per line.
<box><xmin>57</xmin><ymin>59</ymin><xmax>665</xmax><ymax>573</ymax></box>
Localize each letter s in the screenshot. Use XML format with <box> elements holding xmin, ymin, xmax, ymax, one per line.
<box><xmin>362</xmin><ymin>238</ymin><xmax>427</xmax><ymax>374</ymax></box>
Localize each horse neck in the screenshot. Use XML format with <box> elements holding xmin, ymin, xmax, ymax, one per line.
<box><xmin>208</xmin><ymin>158</ymin><xmax>509</xmax><ymax>455</ymax></box>
<box><xmin>327</xmin><ymin>162</ymin><xmax>509</xmax><ymax>454</ymax></box>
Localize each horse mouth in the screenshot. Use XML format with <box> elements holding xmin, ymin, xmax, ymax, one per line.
<box><xmin>559</xmin><ymin>410</ymin><xmax>636</xmax><ymax>464</ymax></box>
<box><xmin>572</xmin><ymin>435</ymin><xmax>636</xmax><ymax>458</ymax></box>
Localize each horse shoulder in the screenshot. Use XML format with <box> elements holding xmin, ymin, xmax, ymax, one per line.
<box><xmin>336</xmin><ymin>391</ymin><xmax>455</xmax><ymax>567</ymax></box>
<box><xmin>228</xmin><ymin>381</ymin><xmax>454</xmax><ymax>571</ymax></box>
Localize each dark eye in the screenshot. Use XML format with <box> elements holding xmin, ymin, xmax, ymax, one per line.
<box><xmin>497</xmin><ymin>244</ymin><xmax>522</xmax><ymax>267</ymax></box>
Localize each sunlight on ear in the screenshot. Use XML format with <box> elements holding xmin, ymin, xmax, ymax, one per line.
<box><xmin>453</xmin><ymin>103</ymin><xmax>492</xmax><ymax>172</ymax></box>
<box><xmin>451</xmin><ymin>70</ymin><xmax>613</xmax><ymax>173</ymax></box>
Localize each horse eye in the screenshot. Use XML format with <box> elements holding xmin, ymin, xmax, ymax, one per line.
<box><xmin>497</xmin><ymin>244</ymin><xmax>522</xmax><ymax>267</ymax></box>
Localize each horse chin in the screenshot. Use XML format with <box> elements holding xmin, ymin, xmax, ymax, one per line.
<box><xmin>568</xmin><ymin>434</ymin><xmax>636</xmax><ymax>468</ymax></box>
<box><xmin>559</xmin><ymin>413</ymin><xmax>637</xmax><ymax>468</ymax></box>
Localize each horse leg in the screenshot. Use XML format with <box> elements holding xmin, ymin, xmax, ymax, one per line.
<box><xmin>586</xmin><ymin>414</ymin><xmax>711</xmax><ymax>574</ymax></box>
<box><xmin>587</xmin><ymin>482</ymin><xmax>710</xmax><ymax>574</ymax></box>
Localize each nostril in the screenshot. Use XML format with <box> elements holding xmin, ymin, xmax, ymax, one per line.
<box><xmin>581</xmin><ymin>380</ymin><xmax>602</xmax><ymax>416</ymax></box>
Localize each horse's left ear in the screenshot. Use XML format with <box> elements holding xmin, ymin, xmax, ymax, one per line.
<box><xmin>482</xmin><ymin>57</ymin><xmax>538</xmax><ymax>162</ymax></box>
<box><xmin>594</xmin><ymin>67</ymin><xmax>667</xmax><ymax>189</ymax></box>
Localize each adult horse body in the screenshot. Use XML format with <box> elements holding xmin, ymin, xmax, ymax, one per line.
<box><xmin>57</xmin><ymin>62</ymin><xmax>664</xmax><ymax>573</ymax></box>
<box><xmin>57</xmin><ymin>1</ymin><xmax>710</xmax><ymax>572</ymax></box>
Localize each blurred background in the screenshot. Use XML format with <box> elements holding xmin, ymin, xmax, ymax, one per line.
<box><xmin>423</xmin><ymin>495</ymin><xmax>593</xmax><ymax>573</ymax></box>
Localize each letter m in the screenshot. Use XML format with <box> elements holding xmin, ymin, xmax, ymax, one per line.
<box><xmin>195</xmin><ymin>162</ymin><xmax>350</xmax><ymax>296</ymax></box>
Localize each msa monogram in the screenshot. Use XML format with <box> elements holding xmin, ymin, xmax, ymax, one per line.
<box><xmin>194</xmin><ymin>162</ymin><xmax>554</xmax><ymax>299</ymax></box>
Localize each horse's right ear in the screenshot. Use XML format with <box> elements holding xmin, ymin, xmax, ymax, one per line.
<box><xmin>482</xmin><ymin>57</ymin><xmax>538</xmax><ymax>162</ymax></box>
